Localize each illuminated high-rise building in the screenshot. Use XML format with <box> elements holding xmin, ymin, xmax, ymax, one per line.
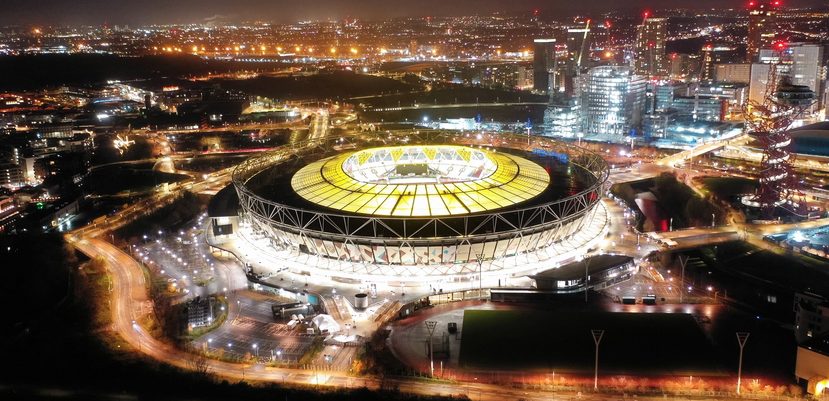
<box><xmin>669</xmin><ymin>53</ymin><xmax>699</xmax><ymax>80</ymax></box>
<box><xmin>580</xmin><ymin>65</ymin><xmax>647</xmax><ymax>137</ymax></box>
<box><xmin>747</xmin><ymin>1</ymin><xmax>781</xmax><ymax>62</ymax></box>
<box><xmin>701</xmin><ymin>45</ymin><xmax>741</xmax><ymax>81</ymax></box>
<box><xmin>566</xmin><ymin>27</ymin><xmax>591</xmax><ymax>68</ymax></box>
<box><xmin>654</xmin><ymin>82</ymin><xmax>687</xmax><ymax>112</ymax></box>
<box><xmin>715</xmin><ymin>63</ymin><xmax>752</xmax><ymax>83</ymax></box>
<box><xmin>533</xmin><ymin>39</ymin><xmax>557</xmax><ymax>94</ymax></box>
<box><xmin>543</xmin><ymin>97</ymin><xmax>580</xmax><ymax>138</ymax></box>
<box><xmin>749</xmin><ymin>63</ymin><xmax>773</xmax><ymax>106</ymax></box>
<box><xmin>790</xmin><ymin>44</ymin><xmax>825</xmax><ymax>110</ymax></box>
<box><xmin>634</xmin><ymin>17</ymin><xmax>667</xmax><ymax>78</ymax></box>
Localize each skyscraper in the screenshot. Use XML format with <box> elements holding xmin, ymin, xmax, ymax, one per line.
<box><xmin>634</xmin><ymin>17</ymin><xmax>667</xmax><ymax>78</ymax></box>
<box><xmin>566</xmin><ymin>27</ymin><xmax>591</xmax><ymax>68</ymax></box>
<box><xmin>790</xmin><ymin>44</ymin><xmax>825</xmax><ymax>109</ymax></box>
<box><xmin>533</xmin><ymin>39</ymin><xmax>557</xmax><ymax>94</ymax></box>
<box><xmin>701</xmin><ymin>45</ymin><xmax>742</xmax><ymax>81</ymax></box>
<box><xmin>715</xmin><ymin>63</ymin><xmax>752</xmax><ymax>84</ymax></box>
<box><xmin>669</xmin><ymin>53</ymin><xmax>699</xmax><ymax>80</ymax></box>
<box><xmin>747</xmin><ymin>1</ymin><xmax>780</xmax><ymax>62</ymax></box>
<box><xmin>654</xmin><ymin>82</ymin><xmax>688</xmax><ymax>112</ymax></box>
<box><xmin>580</xmin><ymin>65</ymin><xmax>647</xmax><ymax>137</ymax></box>
<box><xmin>749</xmin><ymin>63</ymin><xmax>773</xmax><ymax>106</ymax></box>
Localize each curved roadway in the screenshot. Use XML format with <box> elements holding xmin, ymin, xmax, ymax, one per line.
<box><xmin>65</xmin><ymin>231</ymin><xmax>609</xmax><ymax>401</ymax></box>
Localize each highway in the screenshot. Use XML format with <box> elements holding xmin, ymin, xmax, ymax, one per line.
<box><xmin>141</xmin><ymin>121</ymin><xmax>303</xmax><ymax>135</ymax></box>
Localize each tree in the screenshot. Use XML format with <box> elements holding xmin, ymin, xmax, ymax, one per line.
<box><xmin>185</xmin><ymin>345</ymin><xmax>212</xmax><ymax>377</ymax></box>
<box><xmin>684</xmin><ymin>196</ymin><xmax>717</xmax><ymax>226</ymax></box>
<box><xmin>123</xmin><ymin>138</ymin><xmax>155</xmax><ymax>161</ymax></box>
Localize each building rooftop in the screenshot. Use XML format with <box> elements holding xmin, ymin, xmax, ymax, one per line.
<box><xmin>207</xmin><ymin>184</ymin><xmax>239</xmax><ymax>218</ymax></box>
<box><xmin>800</xmin><ymin>334</ymin><xmax>829</xmax><ymax>357</ymax></box>
<box><xmin>290</xmin><ymin>145</ymin><xmax>550</xmax><ymax>217</ymax></box>
<box><xmin>533</xmin><ymin>254</ymin><xmax>633</xmax><ymax>281</ymax></box>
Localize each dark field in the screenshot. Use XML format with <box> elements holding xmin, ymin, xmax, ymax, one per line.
<box><xmin>174</xmin><ymin>153</ymin><xmax>250</xmax><ymax>172</ymax></box>
<box><xmin>167</xmin><ymin>129</ymin><xmax>293</xmax><ymax>152</ymax></box>
<box><xmin>459</xmin><ymin>310</ymin><xmax>720</xmax><ymax>375</ymax></box>
<box><xmin>700</xmin><ymin>177</ymin><xmax>757</xmax><ymax>199</ymax></box>
<box><xmin>86</xmin><ymin>165</ymin><xmax>190</xmax><ymax>195</ymax></box>
<box><xmin>359</xmin><ymin>86</ymin><xmax>546</xmax><ymax>108</ymax></box>
<box><xmin>364</xmin><ymin>104</ymin><xmax>546</xmax><ymax>125</ymax></box>
<box><xmin>0</xmin><ymin>54</ymin><xmax>292</xmax><ymax>90</ymax></box>
<box><xmin>359</xmin><ymin>86</ymin><xmax>546</xmax><ymax>124</ymax></box>
<box><xmin>212</xmin><ymin>71</ymin><xmax>419</xmax><ymax>100</ymax></box>
<box><xmin>689</xmin><ymin>241</ymin><xmax>829</xmax><ymax>318</ymax></box>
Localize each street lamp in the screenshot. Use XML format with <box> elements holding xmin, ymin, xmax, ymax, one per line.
<box><xmin>707</xmin><ymin>286</ymin><xmax>720</xmax><ymax>301</ymax></box>
<box><xmin>591</xmin><ymin>329</ymin><xmax>604</xmax><ymax>391</ymax></box>
<box><xmin>736</xmin><ymin>332</ymin><xmax>750</xmax><ymax>395</ymax></box>
<box><xmin>425</xmin><ymin>320</ymin><xmax>437</xmax><ymax>376</ymax></box>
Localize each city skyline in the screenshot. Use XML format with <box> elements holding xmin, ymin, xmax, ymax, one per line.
<box><xmin>4</xmin><ymin>0</ymin><xmax>829</xmax><ymax>400</ymax></box>
<box><xmin>1</xmin><ymin>0</ymin><xmax>827</xmax><ymax>25</ymax></box>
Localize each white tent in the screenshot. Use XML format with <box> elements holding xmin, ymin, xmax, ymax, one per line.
<box><xmin>311</xmin><ymin>314</ymin><xmax>341</xmax><ymax>333</ymax></box>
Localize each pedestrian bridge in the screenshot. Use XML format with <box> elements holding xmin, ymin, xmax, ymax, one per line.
<box><xmin>657</xmin><ymin>134</ymin><xmax>750</xmax><ymax>167</ymax></box>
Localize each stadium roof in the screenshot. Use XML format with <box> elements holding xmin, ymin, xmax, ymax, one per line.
<box><xmin>291</xmin><ymin>145</ymin><xmax>550</xmax><ymax>217</ymax></box>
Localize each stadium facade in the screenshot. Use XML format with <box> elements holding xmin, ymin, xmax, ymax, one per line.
<box><xmin>229</xmin><ymin>130</ymin><xmax>610</xmax><ymax>283</ymax></box>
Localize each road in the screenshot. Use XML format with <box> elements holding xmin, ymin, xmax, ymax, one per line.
<box><xmin>68</xmin><ymin>233</ymin><xmax>712</xmax><ymax>401</ymax></box>
<box><xmin>68</xmin><ymin>234</ymin><xmax>362</xmax><ymax>388</ymax></box>
<box><xmin>142</xmin><ymin>121</ymin><xmax>303</xmax><ymax>135</ymax></box>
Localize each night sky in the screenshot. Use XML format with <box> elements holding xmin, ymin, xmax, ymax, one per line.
<box><xmin>1</xmin><ymin>0</ymin><xmax>825</xmax><ymax>25</ymax></box>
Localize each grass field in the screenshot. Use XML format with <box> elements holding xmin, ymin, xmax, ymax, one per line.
<box><xmin>86</xmin><ymin>166</ymin><xmax>190</xmax><ymax>195</ymax></box>
<box><xmin>700</xmin><ymin>177</ymin><xmax>757</xmax><ymax>199</ymax></box>
<box><xmin>459</xmin><ymin>310</ymin><xmax>720</xmax><ymax>375</ymax></box>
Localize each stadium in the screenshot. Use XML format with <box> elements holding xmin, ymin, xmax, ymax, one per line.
<box><xmin>230</xmin><ymin>130</ymin><xmax>611</xmax><ymax>284</ymax></box>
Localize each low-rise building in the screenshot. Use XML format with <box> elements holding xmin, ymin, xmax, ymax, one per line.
<box><xmin>796</xmin><ymin>336</ymin><xmax>829</xmax><ymax>395</ymax></box>
<box><xmin>796</xmin><ymin>292</ymin><xmax>829</xmax><ymax>342</ymax></box>
<box><xmin>187</xmin><ymin>296</ymin><xmax>217</xmax><ymax>329</ymax></box>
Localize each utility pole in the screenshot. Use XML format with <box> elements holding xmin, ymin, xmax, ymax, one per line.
<box><xmin>425</xmin><ymin>321</ymin><xmax>437</xmax><ymax>376</ymax></box>
<box><xmin>736</xmin><ymin>332</ymin><xmax>750</xmax><ymax>395</ymax></box>
<box><xmin>591</xmin><ymin>329</ymin><xmax>605</xmax><ymax>391</ymax></box>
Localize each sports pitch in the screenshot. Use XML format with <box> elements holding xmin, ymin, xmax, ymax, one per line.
<box><xmin>459</xmin><ymin>310</ymin><xmax>721</xmax><ymax>375</ymax></box>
